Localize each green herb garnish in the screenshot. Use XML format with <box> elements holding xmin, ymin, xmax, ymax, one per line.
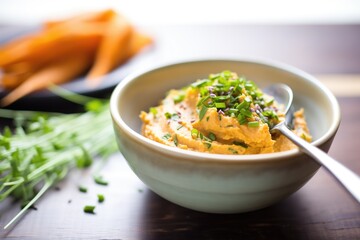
<box><xmin>193</xmin><ymin>71</ymin><xmax>279</xmax><ymax>127</ymax></box>
<box><xmin>176</xmin><ymin>125</ymin><xmax>184</xmax><ymax>130</ymax></box>
<box><xmin>94</xmin><ymin>175</ymin><xmax>108</xmax><ymax>186</ymax></box>
<box><xmin>228</xmin><ymin>148</ymin><xmax>239</xmax><ymax>154</ymax></box>
<box><xmin>79</xmin><ymin>186</ymin><xmax>88</xmax><ymax>193</ymax></box>
<box><xmin>199</xmin><ymin>106</ymin><xmax>208</xmax><ymax>121</ymax></box>
<box><xmin>173</xmin><ymin>134</ymin><xmax>179</xmax><ymax>146</ymax></box>
<box><xmin>204</xmin><ymin>141</ymin><xmax>212</xmax><ymax>149</ymax></box>
<box><xmin>208</xmin><ymin>132</ymin><xmax>216</xmax><ymax>141</ymax></box>
<box><xmin>97</xmin><ymin>194</ymin><xmax>105</xmax><ymax>203</ymax></box>
<box><xmin>83</xmin><ymin>205</ymin><xmax>96</xmax><ymax>214</ymax></box>
<box><xmin>164</xmin><ymin>112</ymin><xmax>172</xmax><ymax>119</ymax></box>
<box><xmin>215</xmin><ymin>102</ymin><xmax>226</xmax><ymax>108</ymax></box>
<box><xmin>233</xmin><ymin>141</ymin><xmax>249</xmax><ymax>148</ymax></box>
<box><xmin>164</xmin><ymin>112</ymin><xmax>180</xmax><ymax>121</ymax></box>
<box><xmin>162</xmin><ymin>133</ymin><xmax>171</xmax><ymax>140</ymax></box>
<box><xmin>150</xmin><ymin>107</ymin><xmax>158</xmax><ymax>116</ymax></box>
<box><xmin>191</xmin><ymin>129</ymin><xmax>199</xmax><ymax>139</ymax></box>
<box><xmin>173</xmin><ymin>94</ymin><xmax>185</xmax><ymax>104</ymax></box>
<box><xmin>247</xmin><ymin>121</ymin><xmax>260</xmax><ymax>127</ymax></box>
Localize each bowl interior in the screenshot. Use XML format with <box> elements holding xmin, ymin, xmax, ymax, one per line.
<box><xmin>114</xmin><ymin>60</ymin><xmax>339</xmax><ymax>147</ymax></box>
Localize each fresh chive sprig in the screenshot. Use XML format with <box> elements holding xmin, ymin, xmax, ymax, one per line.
<box><xmin>0</xmin><ymin>89</ymin><xmax>118</xmax><ymax>229</ymax></box>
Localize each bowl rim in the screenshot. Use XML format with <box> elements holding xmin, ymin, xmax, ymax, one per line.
<box><xmin>110</xmin><ymin>58</ymin><xmax>341</xmax><ymax>163</ymax></box>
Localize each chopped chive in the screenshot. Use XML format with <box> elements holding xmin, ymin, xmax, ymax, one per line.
<box><xmin>83</xmin><ymin>205</ymin><xmax>95</xmax><ymax>214</ymax></box>
<box><xmin>149</xmin><ymin>107</ymin><xmax>158</xmax><ymax>115</ymax></box>
<box><xmin>174</xmin><ymin>134</ymin><xmax>178</xmax><ymax>146</ymax></box>
<box><xmin>162</xmin><ymin>133</ymin><xmax>171</xmax><ymax>140</ymax></box>
<box><xmin>215</xmin><ymin>102</ymin><xmax>226</xmax><ymax>108</ymax></box>
<box><xmin>173</xmin><ymin>94</ymin><xmax>185</xmax><ymax>104</ymax></box>
<box><xmin>197</xmin><ymin>95</ymin><xmax>210</xmax><ymax>107</ymax></box>
<box><xmin>228</xmin><ymin>108</ymin><xmax>239</xmax><ymax>114</ymax></box>
<box><xmin>248</xmin><ymin>121</ymin><xmax>260</xmax><ymax>127</ymax></box>
<box><xmin>208</xmin><ymin>132</ymin><xmax>216</xmax><ymax>141</ymax></box>
<box><xmin>191</xmin><ymin>129</ymin><xmax>199</xmax><ymax>139</ymax></box>
<box><xmin>191</xmin><ymin>79</ymin><xmax>210</xmax><ymax>88</ymax></box>
<box><xmin>176</xmin><ymin>125</ymin><xmax>183</xmax><ymax>130</ymax></box>
<box><xmin>265</xmin><ymin>98</ymin><xmax>274</xmax><ymax>106</ymax></box>
<box><xmin>204</xmin><ymin>141</ymin><xmax>212</xmax><ymax>149</ymax></box>
<box><xmin>240</xmin><ymin>108</ymin><xmax>252</xmax><ymax>118</ymax></box>
<box><xmin>237</xmin><ymin>114</ymin><xmax>247</xmax><ymax>125</ymax></box>
<box><xmin>199</xmin><ymin>105</ymin><xmax>208</xmax><ymax>121</ymax></box>
<box><xmin>206</xmin><ymin>116</ymin><xmax>210</xmax><ymax>122</ymax></box>
<box><xmin>78</xmin><ymin>186</ymin><xmax>87</xmax><ymax>193</ymax></box>
<box><xmin>233</xmin><ymin>141</ymin><xmax>248</xmax><ymax>148</ymax></box>
<box><xmin>97</xmin><ymin>194</ymin><xmax>105</xmax><ymax>203</ymax></box>
<box><xmin>215</xmin><ymin>95</ymin><xmax>229</xmax><ymax>101</ymax></box>
<box><xmin>94</xmin><ymin>175</ymin><xmax>108</xmax><ymax>186</ymax></box>
<box><xmin>164</xmin><ymin>112</ymin><xmax>172</xmax><ymax>119</ymax></box>
<box><xmin>199</xmin><ymin>133</ymin><xmax>204</xmax><ymax>140</ymax></box>
<box><xmin>228</xmin><ymin>148</ymin><xmax>238</xmax><ymax>154</ymax></box>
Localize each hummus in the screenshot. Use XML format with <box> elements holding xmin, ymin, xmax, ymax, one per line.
<box><xmin>140</xmin><ymin>71</ymin><xmax>311</xmax><ymax>154</ymax></box>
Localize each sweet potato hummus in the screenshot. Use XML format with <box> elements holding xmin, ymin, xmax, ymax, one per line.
<box><xmin>140</xmin><ymin>71</ymin><xmax>311</xmax><ymax>154</ymax></box>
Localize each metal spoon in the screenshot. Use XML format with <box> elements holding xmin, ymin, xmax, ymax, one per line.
<box><xmin>265</xmin><ymin>84</ymin><xmax>360</xmax><ymax>203</ymax></box>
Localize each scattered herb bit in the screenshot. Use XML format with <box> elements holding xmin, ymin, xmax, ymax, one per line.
<box><xmin>97</xmin><ymin>194</ymin><xmax>105</xmax><ymax>203</ymax></box>
<box><xmin>206</xmin><ymin>116</ymin><xmax>210</xmax><ymax>122</ymax></box>
<box><xmin>191</xmin><ymin>79</ymin><xmax>210</xmax><ymax>88</ymax></box>
<box><xmin>233</xmin><ymin>141</ymin><xmax>249</xmax><ymax>148</ymax></box>
<box><xmin>208</xmin><ymin>132</ymin><xmax>217</xmax><ymax>141</ymax></box>
<box><xmin>199</xmin><ymin>132</ymin><xmax>204</xmax><ymax>140</ymax></box>
<box><xmin>173</xmin><ymin>134</ymin><xmax>179</xmax><ymax>146</ymax></box>
<box><xmin>199</xmin><ymin>105</ymin><xmax>208</xmax><ymax>121</ymax></box>
<box><xmin>248</xmin><ymin>121</ymin><xmax>260</xmax><ymax>127</ymax></box>
<box><xmin>164</xmin><ymin>112</ymin><xmax>172</xmax><ymax>119</ymax></box>
<box><xmin>83</xmin><ymin>205</ymin><xmax>96</xmax><ymax>214</ymax></box>
<box><xmin>204</xmin><ymin>141</ymin><xmax>212</xmax><ymax>149</ymax></box>
<box><xmin>265</xmin><ymin>98</ymin><xmax>274</xmax><ymax>106</ymax></box>
<box><xmin>215</xmin><ymin>102</ymin><xmax>226</xmax><ymax>108</ymax></box>
<box><xmin>162</xmin><ymin>133</ymin><xmax>172</xmax><ymax>140</ymax></box>
<box><xmin>78</xmin><ymin>186</ymin><xmax>88</xmax><ymax>193</ymax></box>
<box><xmin>191</xmin><ymin>129</ymin><xmax>199</xmax><ymax>139</ymax></box>
<box><xmin>165</xmin><ymin>112</ymin><xmax>180</xmax><ymax>121</ymax></box>
<box><xmin>173</xmin><ymin>94</ymin><xmax>185</xmax><ymax>104</ymax></box>
<box><xmin>228</xmin><ymin>148</ymin><xmax>239</xmax><ymax>154</ymax></box>
<box><xmin>68</xmin><ymin>199</ymin><xmax>72</xmax><ymax>204</ymax></box>
<box><xmin>94</xmin><ymin>175</ymin><xmax>109</xmax><ymax>186</ymax></box>
<box><xmin>176</xmin><ymin>125</ymin><xmax>184</xmax><ymax>130</ymax></box>
<box><xmin>138</xmin><ymin>189</ymin><xmax>144</xmax><ymax>193</ymax></box>
<box><xmin>150</xmin><ymin>107</ymin><xmax>158</xmax><ymax>116</ymax></box>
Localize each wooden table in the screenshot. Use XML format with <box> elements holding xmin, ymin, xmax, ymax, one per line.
<box><xmin>1</xmin><ymin>24</ymin><xmax>360</xmax><ymax>240</ymax></box>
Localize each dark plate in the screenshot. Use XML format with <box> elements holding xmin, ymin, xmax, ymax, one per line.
<box><xmin>0</xmin><ymin>25</ymin><xmax>156</xmax><ymax>111</ymax></box>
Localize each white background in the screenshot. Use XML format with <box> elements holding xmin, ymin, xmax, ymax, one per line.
<box><xmin>0</xmin><ymin>0</ymin><xmax>359</xmax><ymax>25</ymax></box>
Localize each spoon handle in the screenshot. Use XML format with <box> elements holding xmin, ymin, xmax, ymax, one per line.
<box><xmin>276</xmin><ymin>122</ymin><xmax>360</xmax><ymax>204</ymax></box>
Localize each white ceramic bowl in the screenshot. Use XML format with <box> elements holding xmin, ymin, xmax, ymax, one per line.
<box><xmin>110</xmin><ymin>59</ymin><xmax>340</xmax><ymax>213</ymax></box>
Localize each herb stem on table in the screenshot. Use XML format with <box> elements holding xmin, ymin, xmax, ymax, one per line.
<box><xmin>0</xmin><ymin>91</ymin><xmax>118</xmax><ymax>229</ymax></box>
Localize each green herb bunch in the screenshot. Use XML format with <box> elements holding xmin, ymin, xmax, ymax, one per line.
<box><xmin>193</xmin><ymin>71</ymin><xmax>279</xmax><ymax>128</ymax></box>
<box><xmin>0</xmin><ymin>87</ymin><xmax>117</xmax><ymax>228</ymax></box>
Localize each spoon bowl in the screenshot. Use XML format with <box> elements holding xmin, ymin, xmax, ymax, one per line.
<box><xmin>266</xmin><ymin>83</ymin><xmax>360</xmax><ymax>204</ymax></box>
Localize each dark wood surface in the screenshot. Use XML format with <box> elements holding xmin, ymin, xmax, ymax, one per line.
<box><xmin>0</xmin><ymin>24</ymin><xmax>360</xmax><ymax>240</ymax></box>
